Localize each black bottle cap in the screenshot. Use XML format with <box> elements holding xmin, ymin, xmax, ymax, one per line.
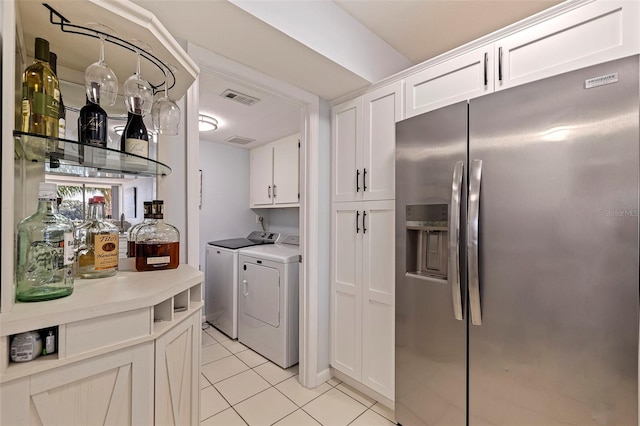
<box><xmin>35</xmin><ymin>38</ymin><xmax>50</xmax><ymax>62</ymax></box>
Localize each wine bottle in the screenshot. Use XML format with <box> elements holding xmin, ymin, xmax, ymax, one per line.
<box><xmin>78</xmin><ymin>82</ymin><xmax>107</xmax><ymax>147</ymax></box>
<box><xmin>121</xmin><ymin>97</ymin><xmax>149</xmax><ymax>158</ymax></box>
<box><xmin>21</xmin><ymin>38</ymin><xmax>59</xmax><ymax>138</ymax></box>
<box><xmin>48</xmin><ymin>52</ymin><xmax>66</xmax><ymax>139</ymax></box>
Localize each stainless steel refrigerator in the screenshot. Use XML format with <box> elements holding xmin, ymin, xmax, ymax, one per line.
<box><xmin>395</xmin><ymin>55</ymin><xmax>639</xmax><ymax>425</ymax></box>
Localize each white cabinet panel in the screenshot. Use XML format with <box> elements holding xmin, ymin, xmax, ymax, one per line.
<box><xmin>332</xmin><ymin>98</ymin><xmax>362</xmax><ymax>203</ymax></box>
<box><xmin>250</xmin><ymin>133</ymin><xmax>300</xmax><ymax>208</ymax></box>
<box><xmin>155</xmin><ymin>312</ymin><xmax>200</xmax><ymax>426</ymax></box>
<box><xmin>273</xmin><ymin>134</ymin><xmax>300</xmax><ymax>205</ymax></box>
<box><xmin>250</xmin><ymin>144</ymin><xmax>274</xmax><ymax>206</ymax></box>
<box><xmin>405</xmin><ymin>45</ymin><xmax>494</xmax><ymax>118</ymax></box>
<box><xmin>1</xmin><ymin>344</ymin><xmax>155</xmax><ymax>426</ymax></box>
<box><xmin>330</xmin><ymin>200</ymin><xmax>394</xmax><ymax>399</ymax></box>
<box><xmin>363</xmin><ymin>83</ymin><xmax>402</xmax><ymax>202</ymax></box>
<box><xmin>496</xmin><ymin>0</ymin><xmax>639</xmax><ymax>90</ymax></box>
<box><xmin>361</xmin><ymin>200</ymin><xmax>394</xmax><ymax>400</ymax></box>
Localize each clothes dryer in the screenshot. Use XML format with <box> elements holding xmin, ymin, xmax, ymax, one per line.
<box><xmin>238</xmin><ymin>236</ymin><xmax>299</xmax><ymax>368</ymax></box>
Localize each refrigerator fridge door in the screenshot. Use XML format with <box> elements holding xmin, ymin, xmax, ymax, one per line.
<box><xmin>468</xmin><ymin>56</ymin><xmax>639</xmax><ymax>425</ymax></box>
<box><xmin>395</xmin><ymin>101</ymin><xmax>468</xmax><ymax>426</ymax></box>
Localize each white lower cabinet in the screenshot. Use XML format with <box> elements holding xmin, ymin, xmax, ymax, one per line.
<box><xmin>155</xmin><ymin>311</ymin><xmax>201</xmax><ymax>426</ymax></box>
<box><xmin>330</xmin><ymin>200</ymin><xmax>395</xmax><ymax>401</ymax></box>
<box><xmin>1</xmin><ymin>343</ymin><xmax>155</xmax><ymax>425</ymax></box>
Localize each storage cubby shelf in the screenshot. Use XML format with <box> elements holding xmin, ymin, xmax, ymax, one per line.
<box><xmin>14</xmin><ymin>131</ymin><xmax>171</xmax><ymax>177</ymax></box>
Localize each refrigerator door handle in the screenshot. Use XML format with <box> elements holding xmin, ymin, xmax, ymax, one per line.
<box><xmin>449</xmin><ymin>161</ymin><xmax>464</xmax><ymax>321</ymax></box>
<box><xmin>468</xmin><ymin>159</ymin><xmax>483</xmax><ymax>325</ymax></box>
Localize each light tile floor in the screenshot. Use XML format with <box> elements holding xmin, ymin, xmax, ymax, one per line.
<box><xmin>200</xmin><ymin>324</ymin><xmax>396</xmax><ymax>426</ymax></box>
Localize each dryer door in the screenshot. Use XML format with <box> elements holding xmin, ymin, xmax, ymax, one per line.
<box><xmin>241</xmin><ymin>262</ymin><xmax>280</xmax><ymax>327</ymax></box>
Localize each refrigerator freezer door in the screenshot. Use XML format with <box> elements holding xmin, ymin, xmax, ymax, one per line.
<box><xmin>395</xmin><ymin>101</ymin><xmax>468</xmax><ymax>426</ymax></box>
<box><xmin>468</xmin><ymin>56</ymin><xmax>639</xmax><ymax>425</ymax></box>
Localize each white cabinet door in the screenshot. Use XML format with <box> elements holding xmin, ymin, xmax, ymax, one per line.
<box><xmin>332</xmin><ymin>98</ymin><xmax>363</xmax><ymax>202</ymax></box>
<box><xmin>330</xmin><ymin>202</ymin><xmax>363</xmax><ymax>380</ymax></box>
<box><xmin>0</xmin><ymin>343</ymin><xmax>154</xmax><ymax>425</ymax></box>
<box><xmin>361</xmin><ymin>200</ymin><xmax>395</xmax><ymax>400</ymax></box>
<box><xmin>155</xmin><ymin>311</ymin><xmax>200</xmax><ymax>426</ymax></box>
<box><xmin>273</xmin><ymin>134</ymin><xmax>300</xmax><ymax>205</ymax></box>
<box><xmin>496</xmin><ymin>0</ymin><xmax>640</xmax><ymax>91</ymax></box>
<box><xmin>250</xmin><ymin>144</ymin><xmax>274</xmax><ymax>206</ymax></box>
<box><xmin>405</xmin><ymin>44</ymin><xmax>494</xmax><ymax>118</ymax></box>
<box><xmin>362</xmin><ymin>82</ymin><xmax>402</xmax><ymax>201</ymax></box>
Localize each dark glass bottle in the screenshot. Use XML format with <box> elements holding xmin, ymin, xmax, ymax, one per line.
<box><xmin>120</xmin><ymin>97</ymin><xmax>149</xmax><ymax>158</ymax></box>
<box><xmin>48</xmin><ymin>52</ymin><xmax>66</xmax><ymax>139</ymax></box>
<box><xmin>78</xmin><ymin>82</ymin><xmax>107</xmax><ymax>148</ymax></box>
<box><xmin>135</xmin><ymin>200</ymin><xmax>180</xmax><ymax>271</ymax></box>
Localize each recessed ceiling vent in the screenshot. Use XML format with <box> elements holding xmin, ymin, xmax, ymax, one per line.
<box><xmin>226</xmin><ymin>136</ymin><xmax>255</xmax><ymax>145</ymax></box>
<box><xmin>220</xmin><ymin>89</ymin><xmax>260</xmax><ymax>106</ymax></box>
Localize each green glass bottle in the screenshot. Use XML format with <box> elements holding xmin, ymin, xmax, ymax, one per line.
<box><xmin>16</xmin><ymin>182</ymin><xmax>75</xmax><ymax>302</ymax></box>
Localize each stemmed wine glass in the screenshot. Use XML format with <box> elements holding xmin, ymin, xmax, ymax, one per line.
<box><xmin>84</xmin><ymin>29</ymin><xmax>118</xmax><ymax>107</ymax></box>
<box><xmin>123</xmin><ymin>44</ymin><xmax>153</xmax><ymax>115</ymax></box>
<box><xmin>151</xmin><ymin>66</ymin><xmax>180</xmax><ymax>135</ymax></box>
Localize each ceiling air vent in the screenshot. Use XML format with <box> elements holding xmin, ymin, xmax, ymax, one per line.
<box><xmin>226</xmin><ymin>136</ymin><xmax>255</xmax><ymax>145</ymax></box>
<box><xmin>220</xmin><ymin>89</ymin><xmax>260</xmax><ymax>106</ymax></box>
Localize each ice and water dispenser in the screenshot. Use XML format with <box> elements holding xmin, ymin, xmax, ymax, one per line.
<box><xmin>405</xmin><ymin>204</ymin><xmax>449</xmax><ymax>280</ymax></box>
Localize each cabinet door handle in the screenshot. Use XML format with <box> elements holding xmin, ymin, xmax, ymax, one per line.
<box><xmin>273</xmin><ymin>184</ymin><xmax>277</xmax><ymax>198</ymax></box>
<box><xmin>356</xmin><ymin>211</ymin><xmax>360</xmax><ymax>234</ymax></box>
<box><xmin>362</xmin><ymin>211</ymin><xmax>367</xmax><ymax>234</ymax></box>
<box><xmin>483</xmin><ymin>52</ymin><xmax>488</xmax><ymax>87</ymax></box>
<box><xmin>356</xmin><ymin>169</ymin><xmax>360</xmax><ymax>192</ymax></box>
<box><xmin>363</xmin><ymin>168</ymin><xmax>367</xmax><ymax>192</ymax></box>
<box><xmin>498</xmin><ymin>46</ymin><xmax>503</xmax><ymax>82</ymax></box>
<box><xmin>268</xmin><ymin>185</ymin><xmax>272</xmax><ymax>199</ymax></box>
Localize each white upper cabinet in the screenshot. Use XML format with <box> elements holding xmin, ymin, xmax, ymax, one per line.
<box><xmin>405</xmin><ymin>45</ymin><xmax>494</xmax><ymax>118</ymax></box>
<box><xmin>332</xmin><ymin>82</ymin><xmax>401</xmax><ymax>203</ymax></box>
<box><xmin>250</xmin><ymin>133</ymin><xmax>300</xmax><ymax>208</ymax></box>
<box><xmin>362</xmin><ymin>82</ymin><xmax>402</xmax><ymax>201</ymax></box>
<box><xmin>495</xmin><ymin>0</ymin><xmax>640</xmax><ymax>91</ymax></box>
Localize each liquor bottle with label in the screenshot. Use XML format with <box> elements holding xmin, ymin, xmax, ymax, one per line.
<box><xmin>127</xmin><ymin>201</ymin><xmax>154</xmax><ymax>257</ymax></box>
<box><xmin>21</xmin><ymin>38</ymin><xmax>60</xmax><ymax>160</ymax></box>
<box><xmin>48</xmin><ymin>52</ymin><xmax>66</xmax><ymax>139</ymax></box>
<box><xmin>121</xmin><ymin>97</ymin><xmax>149</xmax><ymax>158</ymax></box>
<box><xmin>78</xmin><ymin>82</ymin><xmax>107</xmax><ymax>148</ymax></box>
<box><xmin>16</xmin><ymin>182</ymin><xmax>74</xmax><ymax>302</ymax></box>
<box><xmin>135</xmin><ymin>200</ymin><xmax>180</xmax><ymax>271</ymax></box>
<box><xmin>75</xmin><ymin>195</ymin><xmax>119</xmax><ymax>278</ymax></box>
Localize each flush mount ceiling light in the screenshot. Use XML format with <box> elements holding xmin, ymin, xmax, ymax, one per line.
<box><xmin>198</xmin><ymin>114</ymin><xmax>218</xmax><ymax>132</ymax></box>
<box><xmin>114</xmin><ymin>125</ymin><xmax>125</xmax><ymax>136</ymax></box>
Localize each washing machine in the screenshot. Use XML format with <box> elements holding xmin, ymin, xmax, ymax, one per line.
<box><xmin>238</xmin><ymin>235</ymin><xmax>299</xmax><ymax>368</ymax></box>
<box><xmin>205</xmin><ymin>231</ymin><xmax>279</xmax><ymax>338</ymax></box>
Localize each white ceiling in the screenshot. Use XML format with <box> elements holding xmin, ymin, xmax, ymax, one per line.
<box><xmin>55</xmin><ymin>0</ymin><xmax>561</xmax><ymax>149</ymax></box>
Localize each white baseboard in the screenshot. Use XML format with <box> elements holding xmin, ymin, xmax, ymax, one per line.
<box><xmin>316</xmin><ymin>367</ymin><xmax>331</xmax><ymax>386</ymax></box>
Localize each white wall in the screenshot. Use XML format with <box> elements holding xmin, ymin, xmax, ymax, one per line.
<box><xmin>317</xmin><ymin>98</ymin><xmax>331</xmax><ymax>373</ymax></box>
<box><xmin>198</xmin><ymin>140</ymin><xmax>257</xmax><ymax>271</ymax></box>
<box><xmin>253</xmin><ymin>207</ymin><xmax>300</xmax><ymax>236</ymax></box>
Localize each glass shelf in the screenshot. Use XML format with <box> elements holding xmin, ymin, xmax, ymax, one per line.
<box><xmin>14</xmin><ymin>131</ymin><xmax>171</xmax><ymax>177</ymax></box>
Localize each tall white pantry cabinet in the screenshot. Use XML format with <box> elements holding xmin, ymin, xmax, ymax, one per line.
<box><xmin>1</xmin><ymin>1</ymin><xmax>203</xmax><ymax>424</ymax></box>
<box><xmin>330</xmin><ymin>0</ymin><xmax>639</xmax><ymax>407</ymax></box>
<box><xmin>330</xmin><ymin>82</ymin><xmax>402</xmax><ymax>403</ymax></box>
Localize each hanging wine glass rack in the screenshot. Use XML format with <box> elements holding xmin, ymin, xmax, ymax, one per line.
<box><xmin>43</xmin><ymin>2</ymin><xmax>176</xmax><ymax>95</ymax></box>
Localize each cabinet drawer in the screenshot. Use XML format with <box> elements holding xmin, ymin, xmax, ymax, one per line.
<box><xmin>65</xmin><ymin>308</ymin><xmax>151</xmax><ymax>356</ymax></box>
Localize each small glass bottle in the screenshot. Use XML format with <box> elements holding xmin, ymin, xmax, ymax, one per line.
<box><xmin>135</xmin><ymin>200</ymin><xmax>180</xmax><ymax>271</ymax></box>
<box><xmin>127</xmin><ymin>201</ymin><xmax>154</xmax><ymax>258</ymax></box>
<box><xmin>75</xmin><ymin>195</ymin><xmax>119</xmax><ymax>278</ymax></box>
<box><xmin>16</xmin><ymin>182</ymin><xmax>74</xmax><ymax>302</ymax></box>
